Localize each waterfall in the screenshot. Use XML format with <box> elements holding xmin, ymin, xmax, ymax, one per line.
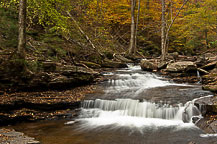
<box><xmin>66</xmin><ymin>66</ymin><xmax>213</xmax><ymax>129</ymax></box>
<box><xmin>81</xmin><ymin>98</ymin><xmax>201</xmax><ymax>123</ymax></box>
<box><xmin>197</xmin><ymin>70</ymin><xmax>202</xmax><ymax>83</ymax></box>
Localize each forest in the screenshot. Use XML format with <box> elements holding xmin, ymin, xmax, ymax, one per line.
<box><xmin>0</xmin><ymin>0</ymin><xmax>217</xmax><ymax>143</ymax></box>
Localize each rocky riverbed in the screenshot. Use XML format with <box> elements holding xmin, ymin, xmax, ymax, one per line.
<box><xmin>0</xmin><ymin>52</ymin><xmax>216</xmax><ymax>143</ymax></box>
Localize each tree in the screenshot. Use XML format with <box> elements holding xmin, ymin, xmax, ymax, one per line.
<box><xmin>161</xmin><ymin>0</ymin><xmax>166</xmax><ymax>60</ymax></box>
<box><xmin>17</xmin><ymin>0</ymin><xmax>26</xmax><ymax>59</ymax></box>
<box><xmin>134</xmin><ymin>0</ymin><xmax>141</xmax><ymax>55</ymax></box>
<box><xmin>161</xmin><ymin>0</ymin><xmax>189</xmax><ymax>60</ymax></box>
<box><xmin>128</xmin><ymin>0</ymin><xmax>136</xmax><ymax>56</ymax></box>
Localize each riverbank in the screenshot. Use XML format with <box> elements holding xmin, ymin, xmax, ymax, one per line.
<box><xmin>140</xmin><ymin>52</ymin><xmax>217</xmax><ymax>134</ymax></box>
<box><xmin>0</xmin><ymin>54</ymin><xmax>216</xmax><ymax>143</ymax></box>
<box><xmin>0</xmin><ymin>84</ymin><xmax>98</xmax><ymax>126</ymax></box>
<box><xmin>0</xmin><ymin>128</ymin><xmax>40</xmax><ymax>144</ymax></box>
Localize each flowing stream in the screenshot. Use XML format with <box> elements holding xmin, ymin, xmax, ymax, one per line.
<box><xmin>9</xmin><ymin>65</ymin><xmax>217</xmax><ymax>144</ymax></box>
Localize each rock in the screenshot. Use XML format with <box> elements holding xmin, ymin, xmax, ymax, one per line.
<box><xmin>204</xmin><ymin>53</ymin><xmax>217</xmax><ymax>62</ymax></box>
<box><xmin>202</xmin><ymin>73</ymin><xmax>217</xmax><ymax>90</ymax></box>
<box><xmin>201</xmin><ymin>61</ymin><xmax>217</xmax><ymax>71</ymax></box>
<box><xmin>203</xmin><ymin>84</ymin><xmax>217</xmax><ymax>93</ymax></box>
<box><xmin>140</xmin><ymin>59</ymin><xmax>157</xmax><ymax>71</ymax></box>
<box><xmin>101</xmin><ymin>59</ymin><xmax>128</xmax><ymax>68</ymax></box>
<box><xmin>166</xmin><ymin>61</ymin><xmax>197</xmax><ymax>73</ymax></box>
<box><xmin>197</xmin><ymin>68</ymin><xmax>209</xmax><ymax>75</ymax></box>
<box><xmin>211</xmin><ymin>68</ymin><xmax>217</xmax><ymax>73</ymax></box>
<box><xmin>113</xmin><ymin>54</ymin><xmax>133</xmax><ymax>63</ymax></box>
<box><xmin>157</xmin><ymin>61</ymin><xmax>168</xmax><ymax>70</ymax></box>
<box><xmin>195</xmin><ymin>56</ymin><xmax>208</xmax><ymax>67</ymax></box>
<box><xmin>168</xmin><ymin>52</ymin><xmax>179</xmax><ymax>60</ymax></box>
<box><xmin>196</xmin><ymin>117</ymin><xmax>217</xmax><ymax>134</ymax></box>
<box><xmin>0</xmin><ymin>129</ymin><xmax>40</xmax><ymax>144</ymax></box>
<box><xmin>194</xmin><ymin>96</ymin><xmax>217</xmax><ymax>116</ymax></box>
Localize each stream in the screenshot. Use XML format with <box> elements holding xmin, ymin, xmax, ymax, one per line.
<box><xmin>8</xmin><ymin>65</ymin><xmax>217</xmax><ymax>144</ymax></box>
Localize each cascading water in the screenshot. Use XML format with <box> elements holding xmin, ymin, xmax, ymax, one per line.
<box><xmin>67</xmin><ymin>65</ymin><xmax>212</xmax><ymax>129</ymax></box>
<box><xmin>81</xmin><ymin>99</ymin><xmax>200</xmax><ymax>122</ymax></box>
<box><xmin>11</xmin><ymin>65</ymin><xmax>217</xmax><ymax>144</ymax></box>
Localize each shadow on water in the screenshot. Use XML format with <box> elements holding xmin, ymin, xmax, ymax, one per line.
<box><xmin>8</xmin><ymin>65</ymin><xmax>217</xmax><ymax>144</ymax></box>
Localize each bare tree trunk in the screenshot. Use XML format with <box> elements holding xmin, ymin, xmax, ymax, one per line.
<box><xmin>161</xmin><ymin>0</ymin><xmax>166</xmax><ymax>61</ymax></box>
<box><xmin>67</xmin><ymin>11</ymin><xmax>103</xmax><ymax>57</ymax></box>
<box><xmin>17</xmin><ymin>0</ymin><xmax>26</xmax><ymax>59</ymax></box>
<box><xmin>134</xmin><ymin>0</ymin><xmax>141</xmax><ymax>55</ymax></box>
<box><xmin>164</xmin><ymin>0</ymin><xmax>189</xmax><ymax>56</ymax></box>
<box><xmin>129</xmin><ymin>0</ymin><xmax>136</xmax><ymax>55</ymax></box>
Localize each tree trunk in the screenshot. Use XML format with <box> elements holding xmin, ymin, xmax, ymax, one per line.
<box><xmin>129</xmin><ymin>0</ymin><xmax>136</xmax><ymax>56</ymax></box>
<box><xmin>134</xmin><ymin>0</ymin><xmax>141</xmax><ymax>55</ymax></box>
<box><xmin>161</xmin><ymin>0</ymin><xmax>166</xmax><ymax>61</ymax></box>
<box><xmin>163</xmin><ymin>0</ymin><xmax>189</xmax><ymax>58</ymax></box>
<box><xmin>17</xmin><ymin>0</ymin><xmax>27</xmax><ymax>59</ymax></box>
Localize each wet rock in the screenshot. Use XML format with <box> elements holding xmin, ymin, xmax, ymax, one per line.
<box><xmin>166</xmin><ymin>61</ymin><xmax>197</xmax><ymax>73</ymax></box>
<box><xmin>194</xmin><ymin>96</ymin><xmax>217</xmax><ymax>116</ymax></box>
<box><xmin>0</xmin><ymin>128</ymin><xmax>40</xmax><ymax>144</ymax></box>
<box><xmin>196</xmin><ymin>117</ymin><xmax>217</xmax><ymax>134</ymax></box>
<box><xmin>140</xmin><ymin>59</ymin><xmax>157</xmax><ymax>71</ymax></box>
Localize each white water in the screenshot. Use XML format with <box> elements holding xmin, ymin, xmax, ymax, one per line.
<box><xmin>105</xmin><ymin>68</ymin><xmax>189</xmax><ymax>98</ymax></box>
<box><xmin>67</xmin><ymin>66</ymin><xmax>213</xmax><ymax>132</ymax></box>
<box><xmin>81</xmin><ymin>99</ymin><xmax>200</xmax><ymax>121</ymax></box>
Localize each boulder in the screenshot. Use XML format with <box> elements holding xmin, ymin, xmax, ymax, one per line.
<box><xmin>140</xmin><ymin>59</ymin><xmax>157</xmax><ymax>71</ymax></box>
<box><xmin>194</xmin><ymin>96</ymin><xmax>217</xmax><ymax>116</ymax></box>
<box><xmin>166</xmin><ymin>61</ymin><xmax>197</xmax><ymax>72</ymax></box>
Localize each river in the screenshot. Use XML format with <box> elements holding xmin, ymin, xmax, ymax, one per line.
<box><xmin>9</xmin><ymin>65</ymin><xmax>217</xmax><ymax>144</ymax></box>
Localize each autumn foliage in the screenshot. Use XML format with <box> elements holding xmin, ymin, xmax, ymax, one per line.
<box><xmin>1</xmin><ymin>0</ymin><xmax>217</xmax><ymax>56</ymax></box>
